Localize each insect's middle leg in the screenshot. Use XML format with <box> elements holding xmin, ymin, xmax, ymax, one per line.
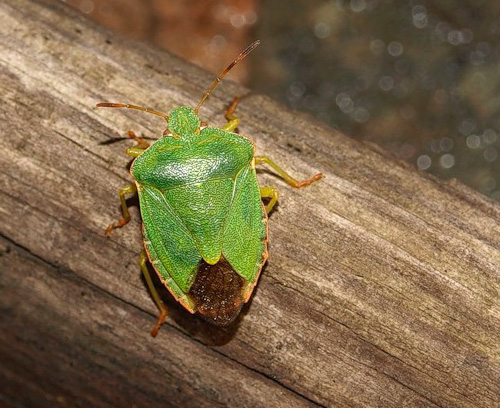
<box><xmin>255</xmin><ymin>156</ymin><xmax>323</xmax><ymax>188</ymax></box>
<box><xmin>260</xmin><ymin>186</ymin><xmax>279</xmax><ymax>214</ymax></box>
<box><xmin>139</xmin><ymin>250</ymin><xmax>167</xmax><ymax>337</ymax></box>
<box><xmin>222</xmin><ymin>97</ymin><xmax>241</xmax><ymax>132</ymax></box>
<box><xmin>105</xmin><ymin>183</ymin><xmax>137</xmax><ymax>235</ymax></box>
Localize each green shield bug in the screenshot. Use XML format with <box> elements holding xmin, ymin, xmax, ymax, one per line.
<box><xmin>98</xmin><ymin>40</ymin><xmax>322</xmax><ymax>336</ymax></box>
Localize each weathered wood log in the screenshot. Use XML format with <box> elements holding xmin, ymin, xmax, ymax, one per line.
<box><xmin>1</xmin><ymin>1</ymin><xmax>500</xmax><ymax>407</ymax></box>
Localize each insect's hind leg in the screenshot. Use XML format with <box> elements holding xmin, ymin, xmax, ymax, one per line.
<box><xmin>222</xmin><ymin>97</ymin><xmax>241</xmax><ymax>132</ymax></box>
<box><xmin>255</xmin><ymin>156</ymin><xmax>323</xmax><ymax>188</ymax></box>
<box><xmin>105</xmin><ymin>183</ymin><xmax>137</xmax><ymax>235</ymax></box>
<box><xmin>260</xmin><ymin>187</ymin><xmax>279</xmax><ymax>214</ymax></box>
<box><xmin>139</xmin><ymin>250</ymin><xmax>167</xmax><ymax>337</ymax></box>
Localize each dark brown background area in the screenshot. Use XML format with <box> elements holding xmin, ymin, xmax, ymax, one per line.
<box><xmin>63</xmin><ymin>0</ymin><xmax>257</xmax><ymax>82</ymax></box>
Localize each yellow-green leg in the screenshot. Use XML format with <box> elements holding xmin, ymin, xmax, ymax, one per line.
<box><xmin>260</xmin><ymin>187</ymin><xmax>279</xmax><ymax>214</ymax></box>
<box><xmin>105</xmin><ymin>183</ymin><xmax>137</xmax><ymax>235</ymax></box>
<box><xmin>105</xmin><ymin>131</ymin><xmax>149</xmax><ymax>235</ymax></box>
<box><xmin>105</xmin><ymin>131</ymin><xmax>167</xmax><ymax>336</ymax></box>
<box><xmin>125</xmin><ymin>130</ymin><xmax>149</xmax><ymax>157</ymax></box>
<box><xmin>255</xmin><ymin>156</ymin><xmax>323</xmax><ymax>188</ymax></box>
<box><xmin>139</xmin><ymin>250</ymin><xmax>167</xmax><ymax>337</ymax></box>
<box><xmin>222</xmin><ymin>97</ymin><xmax>241</xmax><ymax>132</ymax></box>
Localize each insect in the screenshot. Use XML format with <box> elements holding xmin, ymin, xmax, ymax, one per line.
<box><xmin>98</xmin><ymin>40</ymin><xmax>322</xmax><ymax>336</ymax></box>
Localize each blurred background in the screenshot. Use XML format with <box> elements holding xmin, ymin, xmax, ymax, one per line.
<box><xmin>62</xmin><ymin>0</ymin><xmax>500</xmax><ymax>199</ymax></box>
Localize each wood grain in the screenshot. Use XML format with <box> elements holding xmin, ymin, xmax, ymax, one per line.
<box><xmin>1</xmin><ymin>1</ymin><xmax>500</xmax><ymax>407</ymax></box>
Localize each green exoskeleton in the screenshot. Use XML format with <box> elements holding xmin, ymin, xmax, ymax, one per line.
<box><xmin>98</xmin><ymin>40</ymin><xmax>322</xmax><ymax>336</ymax></box>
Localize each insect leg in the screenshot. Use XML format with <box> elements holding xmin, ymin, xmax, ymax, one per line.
<box><xmin>125</xmin><ymin>131</ymin><xmax>149</xmax><ymax>157</ymax></box>
<box><xmin>222</xmin><ymin>97</ymin><xmax>241</xmax><ymax>132</ymax></box>
<box><xmin>127</xmin><ymin>130</ymin><xmax>150</xmax><ymax>149</ymax></box>
<box><xmin>105</xmin><ymin>183</ymin><xmax>137</xmax><ymax>236</ymax></box>
<box><xmin>139</xmin><ymin>250</ymin><xmax>167</xmax><ymax>337</ymax></box>
<box><xmin>255</xmin><ymin>156</ymin><xmax>323</xmax><ymax>188</ymax></box>
<box><xmin>260</xmin><ymin>186</ymin><xmax>279</xmax><ymax>214</ymax></box>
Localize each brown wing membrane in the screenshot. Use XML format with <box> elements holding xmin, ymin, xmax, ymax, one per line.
<box><xmin>189</xmin><ymin>256</ymin><xmax>245</xmax><ymax>326</ymax></box>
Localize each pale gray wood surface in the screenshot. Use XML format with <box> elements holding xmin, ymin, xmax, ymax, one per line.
<box><xmin>1</xmin><ymin>1</ymin><xmax>500</xmax><ymax>407</ymax></box>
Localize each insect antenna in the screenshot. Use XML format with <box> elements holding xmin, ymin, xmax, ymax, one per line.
<box><xmin>96</xmin><ymin>103</ymin><xmax>169</xmax><ymax>123</ymax></box>
<box><xmin>194</xmin><ymin>40</ymin><xmax>260</xmax><ymax>114</ymax></box>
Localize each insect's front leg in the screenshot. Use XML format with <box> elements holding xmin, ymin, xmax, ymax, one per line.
<box><xmin>255</xmin><ymin>156</ymin><xmax>323</xmax><ymax>188</ymax></box>
<box><xmin>221</xmin><ymin>97</ymin><xmax>241</xmax><ymax>132</ymax></box>
<box><xmin>260</xmin><ymin>187</ymin><xmax>279</xmax><ymax>214</ymax></box>
<box><xmin>125</xmin><ymin>130</ymin><xmax>149</xmax><ymax>157</ymax></box>
<box><xmin>105</xmin><ymin>183</ymin><xmax>137</xmax><ymax>236</ymax></box>
<box><xmin>127</xmin><ymin>130</ymin><xmax>150</xmax><ymax>148</ymax></box>
<box><xmin>139</xmin><ymin>250</ymin><xmax>167</xmax><ymax>337</ymax></box>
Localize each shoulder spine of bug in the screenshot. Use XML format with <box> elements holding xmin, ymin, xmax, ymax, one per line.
<box><xmin>97</xmin><ymin>40</ymin><xmax>323</xmax><ymax>336</ymax></box>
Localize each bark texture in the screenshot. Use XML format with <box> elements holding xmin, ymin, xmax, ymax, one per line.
<box><xmin>1</xmin><ymin>1</ymin><xmax>500</xmax><ymax>407</ymax></box>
